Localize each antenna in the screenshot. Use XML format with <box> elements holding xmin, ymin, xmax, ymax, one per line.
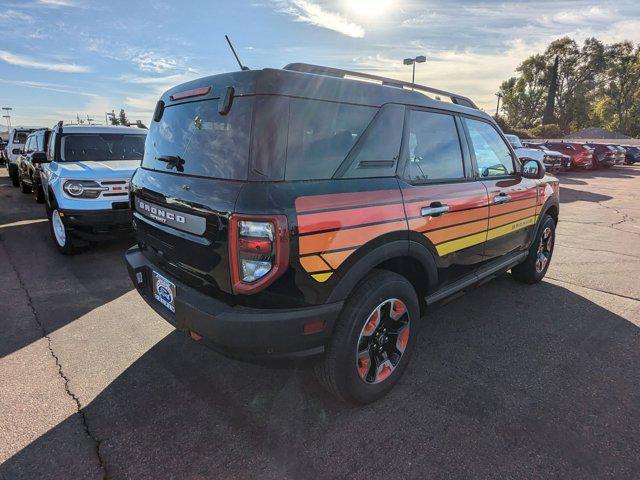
<box><xmin>225</xmin><ymin>35</ymin><xmax>250</xmax><ymax>71</ymax></box>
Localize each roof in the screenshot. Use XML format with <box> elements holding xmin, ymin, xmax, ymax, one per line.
<box><xmin>57</xmin><ymin>125</ymin><xmax>148</xmax><ymax>134</ymax></box>
<box><xmin>566</xmin><ymin>127</ymin><xmax>631</xmax><ymax>140</ymax></box>
<box><xmin>160</xmin><ymin>64</ymin><xmax>491</xmax><ymax>122</ymax></box>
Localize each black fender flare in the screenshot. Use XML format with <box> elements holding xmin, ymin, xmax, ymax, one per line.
<box><xmin>528</xmin><ymin>196</ymin><xmax>559</xmax><ymax>245</ymax></box>
<box><xmin>326</xmin><ymin>239</ymin><xmax>438</xmax><ymax>303</ymax></box>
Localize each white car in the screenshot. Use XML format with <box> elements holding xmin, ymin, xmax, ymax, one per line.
<box><xmin>39</xmin><ymin>123</ymin><xmax>147</xmax><ymax>254</ymax></box>
<box><xmin>5</xmin><ymin>128</ymin><xmax>36</xmax><ymax>186</ymax></box>
<box><xmin>505</xmin><ymin>135</ymin><xmax>565</xmax><ymax>173</ymax></box>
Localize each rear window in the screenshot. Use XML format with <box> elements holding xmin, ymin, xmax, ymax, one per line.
<box><xmin>143</xmin><ymin>97</ymin><xmax>253</xmax><ymax>180</ymax></box>
<box><xmin>60</xmin><ymin>134</ymin><xmax>146</xmax><ymax>162</ymax></box>
<box><xmin>284</xmin><ymin>99</ymin><xmax>376</xmax><ymax>180</ymax></box>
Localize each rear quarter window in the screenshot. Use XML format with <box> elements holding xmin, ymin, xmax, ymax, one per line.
<box><xmin>284</xmin><ymin>99</ymin><xmax>376</xmax><ymax>180</ymax></box>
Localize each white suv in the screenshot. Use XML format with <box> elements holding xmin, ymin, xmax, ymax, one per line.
<box><xmin>39</xmin><ymin>122</ymin><xmax>147</xmax><ymax>254</ymax></box>
<box><xmin>5</xmin><ymin>128</ymin><xmax>36</xmax><ymax>186</ymax></box>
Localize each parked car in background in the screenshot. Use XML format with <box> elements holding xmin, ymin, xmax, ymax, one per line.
<box><xmin>623</xmin><ymin>146</ymin><xmax>640</xmax><ymax>164</ymax></box>
<box><xmin>5</xmin><ymin>128</ymin><xmax>36</xmax><ymax>186</ymax></box>
<box><xmin>0</xmin><ymin>140</ymin><xmax>7</xmax><ymax>165</ymax></box>
<box><xmin>607</xmin><ymin>145</ymin><xmax>626</xmax><ymax>165</ymax></box>
<box><xmin>585</xmin><ymin>143</ymin><xmax>616</xmax><ymax>168</ymax></box>
<box><xmin>543</xmin><ymin>141</ymin><xmax>596</xmax><ymax>170</ymax></box>
<box><xmin>40</xmin><ymin>122</ymin><xmax>147</xmax><ymax>254</ymax></box>
<box><xmin>505</xmin><ymin>135</ymin><xmax>563</xmax><ymax>172</ymax></box>
<box><xmin>125</xmin><ymin>64</ymin><xmax>560</xmax><ymax>404</ymax></box>
<box><xmin>16</xmin><ymin>128</ymin><xmax>51</xmax><ymax>201</ymax></box>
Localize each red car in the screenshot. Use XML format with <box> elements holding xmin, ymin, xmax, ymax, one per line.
<box><xmin>543</xmin><ymin>141</ymin><xmax>596</xmax><ymax>170</ymax></box>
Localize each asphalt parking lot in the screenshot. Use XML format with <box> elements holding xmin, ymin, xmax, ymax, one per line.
<box><xmin>0</xmin><ymin>166</ymin><xmax>639</xmax><ymax>480</ymax></box>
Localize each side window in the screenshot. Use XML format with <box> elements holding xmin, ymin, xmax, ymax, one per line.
<box><xmin>403</xmin><ymin>110</ymin><xmax>464</xmax><ymax>183</ymax></box>
<box><xmin>342</xmin><ymin>104</ymin><xmax>405</xmax><ymax>178</ymax></box>
<box><xmin>465</xmin><ymin>118</ymin><xmax>515</xmax><ymax>177</ymax></box>
<box><xmin>47</xmin><ymin>132</ymin><xmax>56</xmax><ymax>161</ymax></box>
<box><xmin>285</xmin><ymin>99</ymin><xmax>376</xmax><ymax>180</ymax></box>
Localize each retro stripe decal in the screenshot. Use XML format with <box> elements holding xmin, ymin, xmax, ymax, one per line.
<box><xmin>295</xmin><ymin>187</ymin><xmax>541</xmax><ymax>282</ymax></box>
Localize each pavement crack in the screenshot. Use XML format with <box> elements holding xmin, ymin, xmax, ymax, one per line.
<box><xmin>546</xmin><ymin>276</ymin><xmax>640</xmax><ymax>302</ymax></box>
<box><xmin>0</xmin><ymin>237</ymin><xmax>109</xmax><ymax>480</ymax></box>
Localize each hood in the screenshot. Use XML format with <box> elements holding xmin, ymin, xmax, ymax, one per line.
<box><xmin>58</xmin><ymin>160</ymin><xmax>140</xmax><ymax>179</ymax></box>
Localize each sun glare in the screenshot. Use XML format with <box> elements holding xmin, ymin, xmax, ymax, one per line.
<box><xmin>346</xmin><ymin>0</ymin><xmax>395</xmax><ymax>18</ymax></box>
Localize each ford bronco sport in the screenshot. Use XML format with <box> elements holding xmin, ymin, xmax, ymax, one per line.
<box><xmin>125</xmin><ymin>64</ymin><xmax>559</xmax><ymax>403</ymax></box>
<box><xmin>40</xmin><ymin>123</ymin><xmax>147</xmax><ymax>254</ymax></box>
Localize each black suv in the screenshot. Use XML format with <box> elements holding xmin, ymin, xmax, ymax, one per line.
<box><xmin>126</xmin><ymin>64</ymin><xmax>560</xmax><ymax>403</ymax></box>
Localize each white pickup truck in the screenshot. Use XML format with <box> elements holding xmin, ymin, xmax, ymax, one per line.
<box><xmin>505</xmin><ymin>135</ymin><xmax>568</xmax><ymax>172</ymax></box>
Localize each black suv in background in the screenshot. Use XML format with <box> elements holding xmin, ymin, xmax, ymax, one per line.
<box><xmin>126</xmin><ymin>64</ymin><xmax>559</xmax><ymax>403</ymax></box>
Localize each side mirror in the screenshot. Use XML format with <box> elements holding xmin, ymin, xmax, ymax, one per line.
<box><xmin>12</xmin><ymin>148</ymin><xmax>22</xmax><ymax>155</ymax></box>
<box><xmin>522</xmin><ymin>159</ymin><xmax>545</xmax><ymax>179</ymax></box>
<box><xmin>31</xmin><ymin>151</ymin><xmax>48</xmax><ymax>164</ymax></box>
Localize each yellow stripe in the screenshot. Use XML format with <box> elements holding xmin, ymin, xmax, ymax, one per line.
<box><xmin>435</xmin><ymin>215</ymin><xmax>538</xmax><ymax>256</ymax></box>
<box><xmin>311</xmin><ymin>272</ymin><xmax>333</xmax><ymax>283</ymax></box>
<box><xmin>435</xmin><ymin>231</ymin><xmax>487</xmax><ymax>256</ymax></box>
<box><xmin>486</xmin><ymin>215</ymin><xmax>537</xmax><ymax>240</ymax></box>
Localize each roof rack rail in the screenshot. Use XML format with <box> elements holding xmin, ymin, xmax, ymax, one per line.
<box><xmin>283</xmin><ymin>63</ymin><xmax>479</xmax><ymax>110</ymax></box>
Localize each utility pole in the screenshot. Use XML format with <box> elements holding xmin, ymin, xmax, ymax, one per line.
<box><xmin>403</xmin><ymin>55</ymin><xmax>426</xmax><ymax>89</ymax></box>
<box><xmin>2</xmin><ymin>107</ymin><xmax>12</xmax><ymax>130</ymax></box>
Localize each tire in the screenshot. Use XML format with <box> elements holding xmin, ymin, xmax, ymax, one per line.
<box><xmin>34</xmin><ymin>184</ymin><xmax>45</xmax><ymax>203</ymax></box>
<box><xmin>315</xmin><ymin>270</ymin><xmax>420</xmax><ymax>404</ymax></box>
<box><xmin>511</xmin><ymin>214</ymin><xmax>556</xmax><ymax>284</ymax></box>
<box><xmin>19</xmin><ymin>177</ymin><xmax>31</xmax><ymax>194</ymax></box>
<box><xmin>48</xmin><ymin>208</ymin><xmax>78</xmax><ymax>255</ymax></box>
<box><xmin>9</xmin><ymin>164</ymin><xmax>20</xmax><ymax>187</ymax></box>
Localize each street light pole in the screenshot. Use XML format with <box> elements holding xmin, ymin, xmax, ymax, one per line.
<box><xmin>495</xmin><ymin>92</ymin><xmax>502</xmax><ymax>117</ymax></box>
<box><xmin>2</xmin><ymin>107</ymin><xmax>12</xmax><ymax>130</ymax></box>
<box><xmin>403</xmin><ymin>55</ymin><xmax>426</xmax><ymax>90</ymax></box>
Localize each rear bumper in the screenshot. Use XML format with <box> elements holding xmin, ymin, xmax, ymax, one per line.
<box><xmin>125</xmin><ymin>246</ymin><xmax>343</xmax><ymax>359</ymax></box>
<box><xmin>61</xmin><ymin>208</ymin><xmax>133</xmax><ymax>240</ymax></box>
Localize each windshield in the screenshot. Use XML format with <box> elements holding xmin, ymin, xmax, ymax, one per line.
<box><xmin>60</xmin><ymin>133</ymin><xmax>146</xmax><ymax>162</ymax></box>
<box><xmin>143</xmin><ymin>97</ymin><xmax>253</xmax><ymax>180</ymax></box>
<box><xmin>505</xmin><ymin>135</ymin><xmax>523</xmax><ymax>149</ymax></box>
<box><xmin>13</xmin><ymin>131</ymin><xmax>31</xmax><ymax>144</ymax></box>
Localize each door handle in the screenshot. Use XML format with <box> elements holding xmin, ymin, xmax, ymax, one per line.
<box><xmin>493</xmin><ymin>193</ymin><xmax>511</xmax><ymax>204</ymax></box>
<box><xmin>421</xmin><ymin>204</ymin><xmax>450</xmax><ymax>217</ymax></box>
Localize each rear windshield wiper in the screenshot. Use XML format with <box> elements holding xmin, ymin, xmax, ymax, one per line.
<box><xmin>157</xmin><ymin>155</ymin><xmax>185</xmax><ymax>172</ymax></box>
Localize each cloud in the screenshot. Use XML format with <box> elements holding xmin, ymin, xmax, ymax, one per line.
<box><xmin>276</xmin><ymin>0</ymin><xmax>365</xmax><ymax>38</ymax></box>
<box><xmin>129</xmin><ymin>51</ymin><xmax>180</xmax><ymax>73</ymax></box>
<box><xmin>38</xmin><ymin>0</ymin><xmax>77</xmax><ymax>6</ymax></box>
<box><xmin>0</xmin><ymin>78</ymin><xmax>97</xmax><ymax>97</ymax></box>
<box><xmin>0</xmin><ymin>9</ymin><xmax>34</xmax><ymax>23</ymax></box>
<box><xmin>0</xmin><ymin>50</ymin><xmax>89</xmax><ymax>73</ymax></box>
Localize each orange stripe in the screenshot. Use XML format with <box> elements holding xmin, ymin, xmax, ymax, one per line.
<box><xmin>299</xmin><ymin>255</ymin><xmax>331</xmax><ymax>273</ymax></box>
<box><xmin>298</xmin><ymin>203</ymin><xmax>405</xmax><ymax>234</ymax></box>
<box><xmin>490</xmin><ymin>197</ymin><xmax>537</xmax><ymax>216</ymax></box>
<box><xmin>299</xmin><ymin>220</ymin><xmax>406</xmax><ymax>255</ymax></box>
<box><xmin>408</xmin><ymin>206</ymin><xmax>488</xmax><ymax>233</ymax></box>
<box><xmin>488</xmin><ymin>207</ymin><xmax>537</xmax><ymax>229</ymax></box>
<box><xmin>425</xmin><ymin>219</ymin><xmax>487</xmax><ymax>245</ymax></box>
<box><xmin>321</xmin><ymin>249</ymin><xmax>356</xmax><ymax>269</ymax></box>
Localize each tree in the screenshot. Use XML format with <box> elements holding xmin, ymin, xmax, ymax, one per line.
<box><xmin>108</xmin><ymin>110</ymin><xmax>119</xmax><ymax>125</ymax></box>
<box><xmin>118</xmin><ymin>109</ymin><xmax>129</xmax><ymax>126</ymax></box>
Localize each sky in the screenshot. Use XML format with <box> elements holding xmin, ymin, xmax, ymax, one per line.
<box><xmin>0</xmin><ymin>0</ymin><xmax>639</xmax><ymax>128</ymax></box>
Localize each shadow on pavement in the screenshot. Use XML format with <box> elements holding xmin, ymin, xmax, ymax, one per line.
<box><xmin>3</xmin><ymin>276</ymin><xmax>639</xmax><ymax>479</ymax></box>
<box><xmin>558</xmin><ymin>186</ymin><xmax>612</xmax><ymax>205</ymax></box>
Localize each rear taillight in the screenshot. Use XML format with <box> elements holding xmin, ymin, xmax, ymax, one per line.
<box><xmin>228</xmin><ymin>215</ymin><xmax>289</xmax><ymax>294</ymax></box>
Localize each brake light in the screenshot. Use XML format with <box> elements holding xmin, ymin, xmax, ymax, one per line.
<box><xmin>169</xmin><ymin>85</ymin><xmax>211</xmax><ymax>101</ymax></box>
<box><xmin>229</xmin><ymin>215</ymin><xmax>289</xmax><ymax>294</ymax></box>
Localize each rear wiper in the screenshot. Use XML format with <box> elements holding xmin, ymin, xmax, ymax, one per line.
<box><xmin>157</xmin><ymin>155</ymin><xmax>185</xmax><ymax>172</ymax></box>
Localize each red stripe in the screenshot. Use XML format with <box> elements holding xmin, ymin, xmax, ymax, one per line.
<box><xmin>295</xmin><ymin>190</ymin><xmax>402</xmax><ymax>214</ymax></box>
<box><xmin>298</xmin><ymin>203</ymin><xmax>405</xmax><ymax>234</ymax></box>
